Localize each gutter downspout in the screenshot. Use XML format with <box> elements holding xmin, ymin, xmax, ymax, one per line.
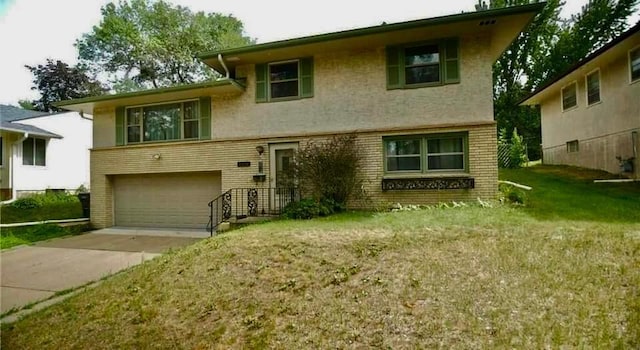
<box><xmin>217</xmin><ymin>54</ymin><xmax>230</xmax><ymax>79</ymax></box>
<box><xmin>2</xmin><ymin>132</ymin><xmax>28</xmax><ymax>204</ymax></box>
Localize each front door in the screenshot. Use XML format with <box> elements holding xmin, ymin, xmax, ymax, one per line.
<box><xmin>269</xmin><ymin>142</ymin><xmax>298</xmax><ymax>210</ymax></box>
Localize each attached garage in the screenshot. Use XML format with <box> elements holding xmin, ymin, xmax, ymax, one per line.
<box><xmin>113</xmin><ymin>172</ymin><xmax>221</xmax><ymax>229</ymax></box>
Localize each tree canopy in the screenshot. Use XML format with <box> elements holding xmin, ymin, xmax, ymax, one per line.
<box><xmin>25</xmin><ymin>59</ymin><xmax>106</xmax><ymax>112</ymax></box>
<box><xmin>75</xmin><ymin>0</ymin><xmax>254</xmax><ymax>91</ymax></box>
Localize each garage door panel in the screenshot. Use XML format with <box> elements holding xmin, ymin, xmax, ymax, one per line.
<box><xmin>114</xmin><ymin>172</ymin><xmax>220</xmax><ymax>229</ymax></box>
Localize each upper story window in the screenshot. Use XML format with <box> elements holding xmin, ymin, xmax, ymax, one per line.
<box><xmin>561</xmin><ymin>82</ymin><xmax>577</xmax><ymax>111</ymax></box>
<box><xmin>255</xmin><ymin>57</ymin><xmax>314</xmax><ymax>103</ymax></box>
<box><xmin>384</xmin><ymin>133</ymin><xmax>467</xmax><ymax>173</ymax></box>
<box><xmin>23</xmin><ymin>137</ymin><xmax>46</xmax><ymax>166</ymax></box>
<box><xmin>630</xmin><ymin>46</ymin><xmax>640</xmax><ymax>83</ymax></box>
<box><xmin>586</xmin><ymin>70</ymin><xmax>600</xmax><ymax>105</ymax></box>
<box><xmin>387</xmin><ymin>38</ymin><xmax>459</xmax><ymax>89</ymax></box>
<box><xmin>115</xmin><ymin>97</ymin><xmax>211</xmax><ymax>146</ymax></box>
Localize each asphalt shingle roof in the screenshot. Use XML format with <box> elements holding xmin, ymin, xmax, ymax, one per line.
<box><xmin>0</xmin><ymin>104</ymin><xmax>48</xmax><ymax>122</ymax></box>
<box><xmin>0</xmin><ymin>120</ymin><xmax>62</xmax><ymax>138</ymax></box>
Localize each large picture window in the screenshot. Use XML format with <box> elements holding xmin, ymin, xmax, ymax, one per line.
<box><xmin>384</xmin><ymin>133</ymin><xmax>467</xmax><ymax>173</ymax></box>
<box><xmin>126</xmin><ymin>100</ymin><xmax>198</xmax><ymax>144</ymax></box>
<box><xmin>22</xmin><ymin>137</ymin><xmax>46</xmax><ymax>166</ymax></box>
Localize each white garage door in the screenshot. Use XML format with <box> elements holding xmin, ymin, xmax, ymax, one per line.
<box><xmin>114</xmin><ymin>172</ymin><xmax>221</xmax><ymax>229</ymax></box>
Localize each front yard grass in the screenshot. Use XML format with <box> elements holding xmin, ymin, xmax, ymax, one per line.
<box><xmin>0</xmin><ymin>224</ymin><xmax>89</xmax><ymax>250</ymax></box>
<box><xmin>2</xmin><ymin>165</ymin><xmax>639</xmax><ymax>348</ymax></box>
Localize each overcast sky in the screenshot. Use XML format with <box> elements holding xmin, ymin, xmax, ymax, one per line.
<box><xmin>0</xmin><ymin>0</ymin><xmax>637</xmax><ymax>106</ymax></box>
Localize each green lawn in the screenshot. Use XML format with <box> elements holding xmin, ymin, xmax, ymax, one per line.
<box><xmin>500</xmin><ymin>165</ymin><xmax>640</xmax><ymax>222</ymax></box>
<box><xmin>0</xmin><ymin>224</ymin><xmax>89</xmax><ymax>250</ymax></box>
<box><xmin>2</xmin><ymin>165</ymin><xmax>639</xmax><ymax>348</ymax></box>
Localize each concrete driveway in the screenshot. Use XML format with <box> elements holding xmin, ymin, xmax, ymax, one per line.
<box><xmin>1</xmin><ymin>230</ymin><xmax>203</xmax><ymax>315</ymax></box>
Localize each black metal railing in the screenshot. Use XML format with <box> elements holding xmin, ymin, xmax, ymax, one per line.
<box><xmin>207</xmin><ymin>187</ymin><xmax>299</xmax><ymax>236</ymax></box>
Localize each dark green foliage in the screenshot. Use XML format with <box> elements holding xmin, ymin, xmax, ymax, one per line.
<box><xmin>282</xmin><ymin>198</ymin><xmax>339</xmax><ymax>220</ymax></box>
<box><xmin>509</xmin><ymin>128</ymin><xmax>528</xmax><ymax>168</ymax></box>
<box><xmin>294</xmin><ymin>135</ymin><xmax>363</xmax><ymax>207</ymax></box>
<box><xmin>75</xmin><ymin>0</ymin><xmax>254</xmax><ymax>91</ymax></box>
<box><xmin>499</xmin><ymin>183</ymin><xmax>527</xmax><ymax>204</ymax></box>
<box><xmin>24</xmin><ymin>59</ymin><xmax>106</xmax><ymax>112</ymax></box>
<box><xmin>2</xmin><ymin>193</ymin><xmax>83</xmax><ymax>224</ymax></box>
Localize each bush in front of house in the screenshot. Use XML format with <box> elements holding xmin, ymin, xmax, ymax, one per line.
<box><xmin>499</xmin><ymin>183</ymin><xmax>527</xmax><ymax>205</ymax></box>
<box><xmin>294</xmin><ymin>134</ymin><xmax>363</xmax><ymax>207</ymax></box>
<box><xmin>283</xmin><ymin>198</ymin><xmax>345</xmax><ymax>220</ymax></box>
<box><xmin>11</xmin><ymin>191</ymin><xmax>80</xmax><ymax>210</ymax></box>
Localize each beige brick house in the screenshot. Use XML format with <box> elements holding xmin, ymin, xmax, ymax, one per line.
<box><xmin>522</xmin><ymin>22</ymin><xmax>640</xmax><ymax>178</ymax></box>
<box><xmin>58</xmin><ymin>4</ymin><xmax>544</xmax><ymax>231</ymax></box>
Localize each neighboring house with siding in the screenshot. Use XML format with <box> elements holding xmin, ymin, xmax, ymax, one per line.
<box><xmin>57</xmin><ymin>4</ymin><xmax>544</xmax><ymax>231</ymax></box>
<box><xmin>0</xmin><ymin>105</ymin><xmax>92</xmax><ymax>200</ymax></box>
<box><xmin>521</xmin><ymin>22</ymin><xmax>640</xmax><ymax>179</ymax></box>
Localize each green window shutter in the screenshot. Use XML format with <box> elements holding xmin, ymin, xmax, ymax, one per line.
<box><xmin>300</xmin><ymin>57</ymin><xmax>314</xmax><ymax>98</ymax></box>
<box><xmin>443</xmin><ymin>38</ymin><xmax>460</xmax><ymax>84</ymax></box>
<box><xmin>255</xmin><ymin>63</ymin><xmax>268</xmax><ymax>102</ymax></box>
<box><xmin>199</xmin><ymin>96</ymin><xmax>211</xmax><ymax>140</ymax></box>
<box><xmin>386</xmin><ymin>46</ymin><xmax>402</xmax><ymax>89</ymax></box>
<box><xmin>115</xmin><ymin>107</ymin><xmax>125</xmax><ymax>146</ymax></box>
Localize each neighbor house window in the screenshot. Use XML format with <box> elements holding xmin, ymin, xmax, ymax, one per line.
<box><xmin>561</xmin><ymin>83</ymin><xmax>577</xmax><ymax>111</ymax></box>
<box><xmin>567</xmin><ymin>140</ymin><xmax>579</xmax><ymax>153</ymax></box>
<box><xmin>255</xmin><ymin>58</ymin><xmax>314</xmax><ymax>102</ymax></box>
<box><xmin>386</xmin><ymin>38</ymin><xmax>459</xmax><ymax>89</ymax></box>
<box><xmin>22</xmin><ymin>137</ymin><xmax>46</xmax><ymax>166</ymax></box>
<box><xmin>0</xmin><ymin>137</ymin><xmax>3</xmax><ymax>166</ymax></box>
<box><xmin>384</xmin><ymin>133</ymin><xmax>467</xmax><ymax>173</ymax></box>
<box><xmin>586</xmin><ymin>70</ymin><xmax>600</xmax><ymax>105</ymax></box>
<box><xmin>126</xmin><ymin>100</ymin><xmax>198</xmax><ymax>144</ymax></box>
<box><xmin>630</xmin><ymin>46</ymin><xmax>640</xmax><ymax>83</ymax></box>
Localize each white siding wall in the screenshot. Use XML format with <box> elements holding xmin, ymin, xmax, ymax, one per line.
<box><xmin>13</xmin><ymin>112</ymin><xmax>92</xmax><ymax>193</ymax></box>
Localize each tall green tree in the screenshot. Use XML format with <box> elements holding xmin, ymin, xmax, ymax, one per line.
<box><xmin>487</xmin><ymin>0</ymin><xmax>637</xmax><ymax>160</ymax></box>
<box><xmin>25</xmin><ymin>59</ymin><xmax>106</xmax><ymax>112</ymax></box>
<box><xmin>76</xmin><ymin>0</ymin><xmax>254</xmax><ymax>91</ymax></box>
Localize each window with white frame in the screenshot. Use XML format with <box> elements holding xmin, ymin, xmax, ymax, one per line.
<box><xmin>586</xmin><ymin>70</ymin><xmax>600</xmax><ymax>105</ymax></box>
<box><xmin>22</xmin><ymin>137</ymin><xmax>46</xmax><ymax>166</ymax></box>
<box><xmin>384</xmin><ymin>133</ymin><xmax>467</xmax><ymax>173</ymax></box>
<box><xmin>630</xmin><ymin>46</ymin><xmax>640</xmax><ymax>83</ymax></box>
<box><xmin>126</xmin><ymin>100</ymin><xmax>199</xmax><ymax>144</ymax></box>
<box><xmin>562</xmin><ymin>83</ymin><xmax>577</xmax><ymax>111</ymax></box>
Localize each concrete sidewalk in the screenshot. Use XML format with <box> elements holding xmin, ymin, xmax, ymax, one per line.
<box><xmin>1</xmin><ymin>231</ymin><xmax>203</xmax><ymax>316</ymax></box>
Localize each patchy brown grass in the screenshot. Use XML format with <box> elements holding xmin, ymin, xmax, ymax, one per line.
<box><xmin>2</xmin><ymin>206</ymin><xmax>639</xmax><ymax>349</ymax></box>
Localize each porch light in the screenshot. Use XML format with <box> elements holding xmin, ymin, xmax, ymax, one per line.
<box><xmin>152</xmin><ymin>153</ymin><xmax>161</xmax><ymax>160</ymax></box>
<box><xmin>255</xmin><ymin>145</ymin><xmax>264</xmax><ymax>155</ymax></box>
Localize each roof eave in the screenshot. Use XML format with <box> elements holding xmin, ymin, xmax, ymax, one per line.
<box><xmin>199</xmin><ymin>3</ymin><xmax>546</xmax><ymax>72</ymax></box>
<box><xmin>520</xmin><ymin>21</ymin><xmax>640</xmax><ymax>106</ymax></box>
<box><xmin>55</xmin><ymin>79</ymin><xmax>245</xmax><ymax>114</ymax></box>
